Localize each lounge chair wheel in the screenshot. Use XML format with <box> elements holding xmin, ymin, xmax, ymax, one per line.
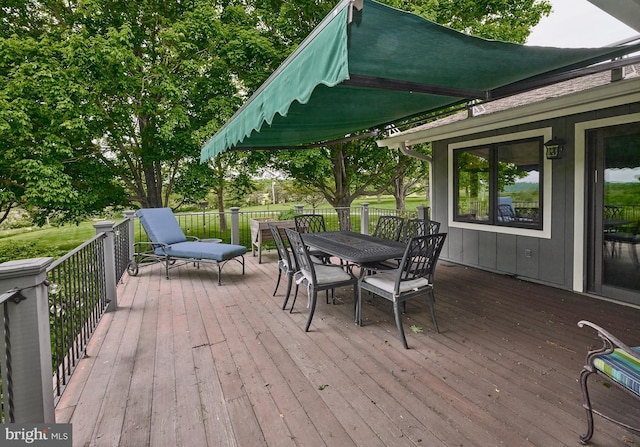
<box><xmin>127</xmin><ymin>261</ymin><xmax>139</xmax><ymax>276</ymax></box>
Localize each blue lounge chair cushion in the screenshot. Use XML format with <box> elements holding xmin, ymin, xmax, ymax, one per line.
<box><xmin>137</xmin><ymin>208</ymin><xmax>187</xmax><ymax>245</ymax></box>
<box><xmin>136</xmin><ymin>207</ymin><xmax>247</xmax><ymax>260</ymax></box>
<box><xmin>162</xmin><ymin>241</ymin><xmax>247</xmax><ymax>261</ymax></box>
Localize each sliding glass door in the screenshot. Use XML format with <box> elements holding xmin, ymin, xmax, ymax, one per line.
<box><xmin>587</xmin><ymin>122</ymin><xmax>640</xmax><ymax>305</ymax></box>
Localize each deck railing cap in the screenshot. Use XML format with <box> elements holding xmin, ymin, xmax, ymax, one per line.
<box><xmin>0</xmin><ymin>257</ymin><xmax>53</xmax><ymax>280</ymax></box>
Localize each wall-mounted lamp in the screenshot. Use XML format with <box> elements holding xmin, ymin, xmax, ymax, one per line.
<box><xmin>544</xmin><ymin>137</ymin><xmax>565</xmax><ymax>160</ymax></box>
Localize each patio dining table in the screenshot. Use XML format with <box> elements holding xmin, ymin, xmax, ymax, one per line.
<box><xmin>301</xmin><ymin>231</ymin><xmax>407</xmax><ymax>266</ymax></box>
<box><xmin>301</xmin><ymin>231</ymin><xmax>408</xmax><ymax>324</ymax></box>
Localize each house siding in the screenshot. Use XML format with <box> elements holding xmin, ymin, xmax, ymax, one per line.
<box><xmin>432</xmin><ymin>102</ymin><xmax>640</xmax><ymax>291</ymax></box>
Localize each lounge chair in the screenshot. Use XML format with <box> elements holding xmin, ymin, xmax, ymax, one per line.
<box><xmin>127</xmin><ymin>208</ymin><xmax>246</xmax><ymax>285</ymax></box>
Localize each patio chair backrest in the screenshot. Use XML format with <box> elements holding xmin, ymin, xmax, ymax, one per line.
<box><xmin>497</xmin><ymin>204</ymin><xmax>516</xmax><ymax>222</ymax></box>
<box><xmin>294</xmin><ymin>214</ymin><xmax>326</xmax><ymax>234</ymax></box>
<box><xmin>285</xmin><ymin>229</ymin><xmax>316</xmax><ymax>284</ymax></box>
<box><xmin>397</xmin><ymin>233</ymin><xmax>447</xmax><ymax>289</ymax></box>
<box><xmin>497</xmin><ymin>196</ymin><xmax>517</xmax><ymax>222</ymax></box>
<box><xmin>268</xmin><ymin>223</ymin><xmax>296</xmax><ymax>270</ymax></box>
<box><xmin>372</xmin><ymin>215</ymin><xmax>404</xmax><ymax>241</ymax></box>
<box><xmin>400</xmin><ymin>218</ymin><xmax>440</xmax><ymax>243</ymax></box>
<box><xmin>137</xmin><ymin>208</ymin><xmax>187</xmax><ymax>245</ymax></box>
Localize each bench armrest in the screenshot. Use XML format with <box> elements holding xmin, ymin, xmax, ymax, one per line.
<box><xmin>578</xmin><ymin>320</ymin><xmax>640</xmax><ymax>365</ymax></box>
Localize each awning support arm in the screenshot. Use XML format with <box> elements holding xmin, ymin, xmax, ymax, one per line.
<box><xmin>234</xmin><ymin>129</ymin><xmax>380</xmax><ymax>151</ymax></box>
<box><xmin>343</xmin><ymin>74</ymin><xmax>488</xmax><ymax>99</ymax></box>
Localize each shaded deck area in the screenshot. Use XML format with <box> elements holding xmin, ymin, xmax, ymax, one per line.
<box><xmin>56</xmin><ymin>251</ymin><xmax>640</xmax><ymax>446</ymax></box>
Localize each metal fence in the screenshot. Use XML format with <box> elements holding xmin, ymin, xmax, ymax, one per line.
<box><xmin>47</xmin><ymin>234</ymin><xmax>109</xmax><ymax>404</ymax></box>
<box><xmin>138</xmin><ymin>206</ymin><xmax>422</xmax><ymax>251</ymax></box>
<box><xmin>607</xmin><ymin>204</ymin><xmax>640</xmax><ymax>223</ymax></box>
<box><xmin>113</xmin><ymin>218</ymin><xmax>131</xmax><ymax>283</ymax></box>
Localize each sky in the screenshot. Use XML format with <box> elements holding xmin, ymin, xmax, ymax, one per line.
<box><xmin>526</xmin><ymin>1</ymin><xmax>640</xmax><ymax>183</ymax></box>
<box><xmin>526</xmin><ymin>0</ymin><xmax>638</xmax><ymax>48</ymax></box>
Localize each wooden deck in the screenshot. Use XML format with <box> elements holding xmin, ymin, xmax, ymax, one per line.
<box><xmin>55</xmin><ymin>250</ymin><xmax>640</xmax><ymax>447</ymax></box>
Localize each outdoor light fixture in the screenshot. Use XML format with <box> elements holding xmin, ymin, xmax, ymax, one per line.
<box><xmin>544</xmin><ymin>137</ymin><xmax>565</xmax><ymax>160</ymax></box>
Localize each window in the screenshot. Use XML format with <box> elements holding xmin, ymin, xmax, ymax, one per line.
<box><xmin>454</xmin><ymin>137</ymin><xmax>543</xmax><ymax>229</ymax></box>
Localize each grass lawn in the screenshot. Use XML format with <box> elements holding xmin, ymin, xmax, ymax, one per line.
<box><xmin>0</xmin><ymin>221</ymin><xmax>99</xmax><ymax>263</ymax></box>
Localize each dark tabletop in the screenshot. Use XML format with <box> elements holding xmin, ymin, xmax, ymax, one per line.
<box><xmin>301</xmin><ymin>231</ymin><xmax>407</xmax><ymax>264</ymax></box>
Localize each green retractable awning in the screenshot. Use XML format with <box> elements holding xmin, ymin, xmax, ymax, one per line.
<box><xmin>200</xmin><ymin>0</ymin><xmax>640</xmax><ymax>161</ymax></box>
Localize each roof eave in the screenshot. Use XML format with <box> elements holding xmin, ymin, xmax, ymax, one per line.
<box><xmin>378</xmin><ymin>75</ymin><xmax>640</xmax><ymax>149</ymax></box>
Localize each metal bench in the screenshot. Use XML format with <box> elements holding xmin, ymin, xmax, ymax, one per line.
<box><xmin>578</xmin><ymin>320</ymin><xmax>640</xmax><ymax>444</ymax></box>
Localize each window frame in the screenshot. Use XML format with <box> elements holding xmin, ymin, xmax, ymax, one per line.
<box><xmin>453</xmin><ymin>137</ymin><xmax>544</xmax><ymax>229</ymax></box>
<box><xmin>447</xmin><ymin>128</ymin><xmax>553</xmax><ymax>239</ymax></box>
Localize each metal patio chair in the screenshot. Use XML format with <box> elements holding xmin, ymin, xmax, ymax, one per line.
<box><xmin>294</xmin><ymin>214</ymin><xmax>332</xmax><ymax>263</ymax></box>
<box><xmin>268</xmin><ymin>223</ymin><xmax>299</xmax><ymax>311</ymax></box>
<box><xmin>285</xmin><ymin>229</ymin><xmax>358</xmax><ymax>332</ymax></box>
<box><xmin>129</xmin><ymin>208</ymin><xmax>246</xmax><ymax>285</ymax></box>
<box><xmin>357</xmin><ymin>233</ymin><xmax>447</xmax><ymax>349</ymax></box>
<box><xmin>366</xmin><ymin>218</ymin><xmax>441</xmax><ymax>271</ymax></box>
<box><xmin>372</xmin><ymin>215</ymin><xmax>404</xmax><ymax>241</ymax></box>
<box><xmin>399</xmin><ymin>218</ymin><xmax>441</xmax><ymax>243</ymax></box>
<box><xmin>294</xmin><ymin>214</ymin><xmax>327</xmax><ymax>233</ymax></box>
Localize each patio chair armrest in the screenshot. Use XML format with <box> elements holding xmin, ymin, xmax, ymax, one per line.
<box><xmin>186</xmin><ymin>236</ymin><xmax>200</xmax><ymax>241</ymax></box>
<box><xmin>134</xmin><ymin>240</ymin><xmax>170</xmax><ymax>252</ymax></box>
<box><xmin>578</xmin><ymin>320</ymin><xmax>639</xmax><ymax>364</ymax></box>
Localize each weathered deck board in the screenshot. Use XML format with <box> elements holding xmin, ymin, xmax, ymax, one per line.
<box><xmin>56</xmin><ymin>250</ymin><xmax>640</xmax><ymax>446</ymax></box>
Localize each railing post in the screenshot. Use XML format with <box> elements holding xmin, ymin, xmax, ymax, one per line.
<box><xmin>0</xmin><ymin>257</ymin><xmax>55</xmax><ymax>423</ymax></box>
<box><xmin>230</xmin><ymin>207</ymin><xmax>240</xmax><ymax>245</ymax></box>
<box><xmin>124</xmin><ymin>210</ymin><xmax>136</xmax><ymax>262</ymax></box>
<box><xmin>294</xmin><ymin>204</ymin><xmax>304</xmax><ymax>214</ymax></box>
<box><xmin>361</xmin><ymin>203</ymin><xmax>369</xmax><ymax>235</ymax></box>
<box><xmin>94</xmin><ymin>221</ymin><xmax>117</xmax><ymax>312</ymax></box>
<box><xmin>417</xmin><ymin>206</ymin><xmax>430</xmax><ymax>220</ymax></box>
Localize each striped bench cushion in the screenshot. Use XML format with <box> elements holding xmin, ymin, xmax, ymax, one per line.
<box><xmin>593</xmin><ymin>347</ymin><xmax>640</xmax><ymax>397</ymax></box>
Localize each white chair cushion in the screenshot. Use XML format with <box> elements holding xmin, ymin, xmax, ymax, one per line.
<box><xmin>364</xmin><ymin>271</ymin><xmax>429</xmax><ymax>294</ymax></box>
<box><xmin>300</xmin><ymin>264</ymin><xmax>352</xmax><ymax>285</ymax></box>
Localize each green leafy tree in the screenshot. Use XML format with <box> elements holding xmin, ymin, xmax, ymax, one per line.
<box><xmin>0</xmin><ymin>24</ymin><xmax>126</xmax><ymax>225</ymax></box>
<box><xmin>252</xmin><ymin>135</ymin><xmax>399</xmax><ymax>229</ymax></box>
<box><xmin>388</xmin><ymin>150</ymin><xmax>431</xmax><ymax>211</ymax></box>
<box><xmin>67</xmin><ymin>0</ymin><xmax>281</xmax><ymax>208</ymax></box>
<box><xmin>1</xmin><ymin>0</ymin><xmax>284</xmax><ymax>224</ymax></box>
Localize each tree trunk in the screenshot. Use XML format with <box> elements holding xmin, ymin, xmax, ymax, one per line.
<box><xmin>330</xmin><ymin>144</ymin><xmax>353</xmax><ymax>231</ymax></box>
<box><xmin>143</xmin><ymin>162</ymin><xmax>163</xmax><ymax>208</ymax></box>
<box><xmin>216</xmin><ymin>188</ymin><xmax>227</xmax><ymax>232</ymax></box>
<box><xmin>393</xmin><ymin>177</ymin><xmax>406</xmax><ymax>211</ymax></box>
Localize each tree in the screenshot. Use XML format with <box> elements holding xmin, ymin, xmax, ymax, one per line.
<box><xmin>1</xmin><ymin>0</ymin><xmax>286</xmax><ymax>224</ymax></box>
<box><xmin>0</xmin><ymin>24</ymin><xmax>126</xmax><ymax>225</ymax></box>
<box><xmin>388</xmin><ymin>150</ymin><xmax>431</xmax><ymax>211</ymax></box>
<box><xmin>252</xmin><ymin>135</ymin><xmax>400</xmax><ymax>229</ymax></box>
<box><xmin>67</xmin><ymin>0</ymin><xmax>283</xmax><ymax>209</ymax></box>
